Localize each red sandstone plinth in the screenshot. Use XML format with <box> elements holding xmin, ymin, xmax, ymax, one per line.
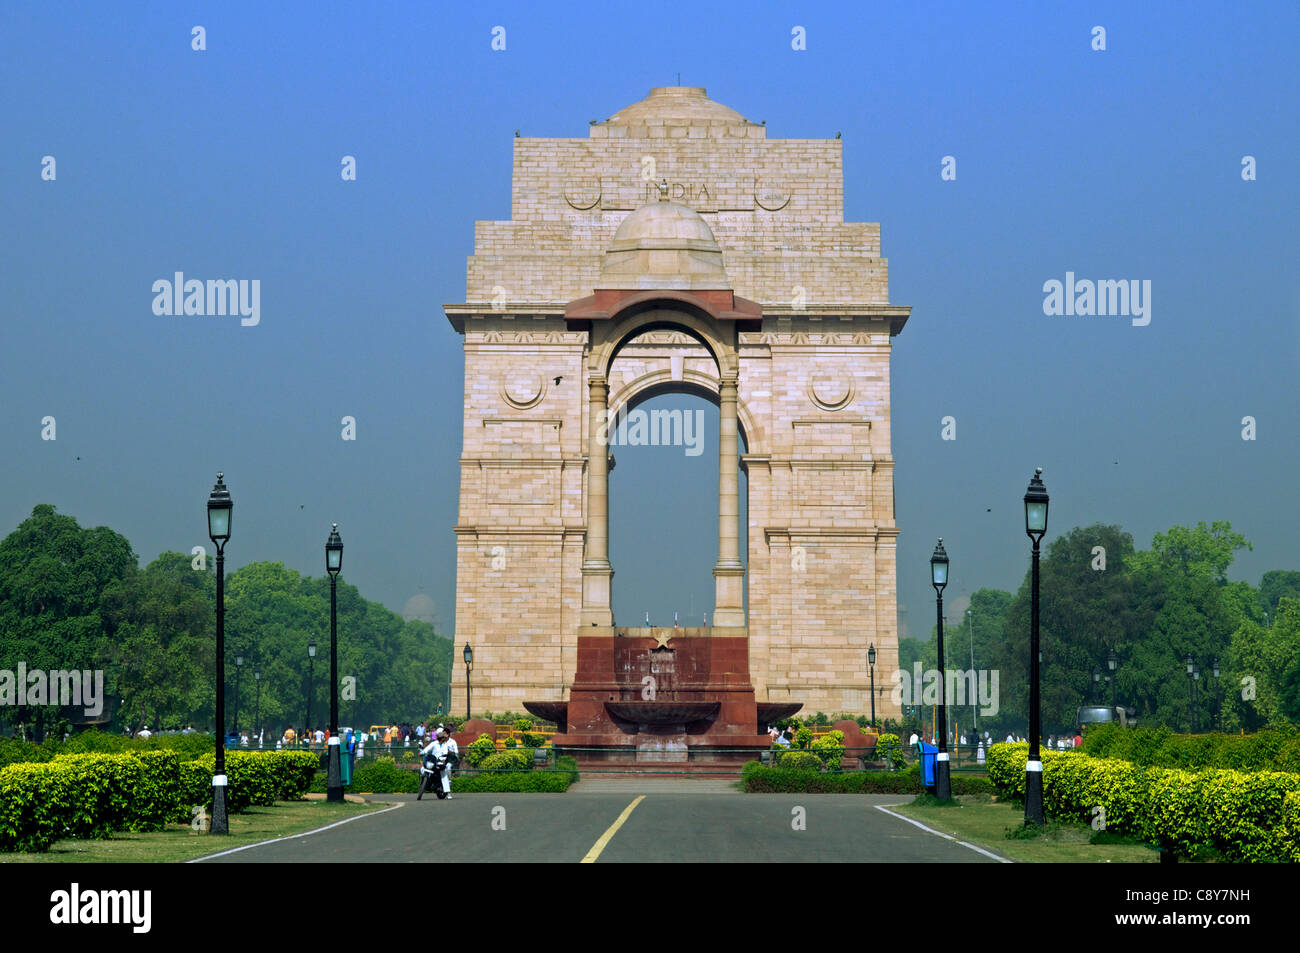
<box><xmin>526</xmin><ymin>627</ymin><xmax>798</xmax><ymax>770</ymax></box>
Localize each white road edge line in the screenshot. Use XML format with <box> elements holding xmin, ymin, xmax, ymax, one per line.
<box><xmin>873</xmin><ymin>804</ymin><xmax>1012</xmax><ymax>863</ymax></box>
<box><xmin>188</xmin><ymin>800</ymin><xmax>405</xmax><ymax>862</ymax></box>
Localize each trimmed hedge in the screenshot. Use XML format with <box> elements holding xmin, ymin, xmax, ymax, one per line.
<box><xmin>0</xmin><ymin>749</ymin><xmax>327</xmax><ymax>852</ymax></box>
<box><xmin>465</xmin><ymin>734</ymin><xmax>496</xmax><ymax>768</ymax></box>
<box><xmin>452</xmin><ymin>770</ymin><xmax>577</xmax><ymax>792</ymax></box>
<box><xmin>0</xmin><ymin>738</ymin><xmax>51</xmax><ymax>770</ymax></box>
<box><xmin>332</xmin><ymin>753</ymin><xmax>580</xmax><ymax>794</ymax></box>
<box><xmin>987</xmin><ymin>742</ymin><xmax>1300</xmax><ymax>862</ymax></box>
<box><xmin>743</xmin><ymin>761</ymin><xmax>993</xmax><ymax>795</ymax></box>
<box><xmin>345</xmin><ymin>757</ymin><xmax>419</xmax><ymax>794</ymax></box>
<box><xmin>777</xmin><ymin>750</ymin><xmax>823</xmax><ymax>771</ymax></box>
<box><xmin>877</xmin><ymin>734</ymin><xmax>906</xmax><ymax>770</ymax></box>
<box><xmin>480</xmin><ymin>750</ymin><xmax>532</xmax><ymax>772</ymax></box>
<box><xmin>1080</xmin><ymin>724</ymin><xmax>1300</xmax><ymax>773</ymax></box>
<box><xmin>810</xmin><ymin>730</ymin><xmax>846</xmax><ymax>768</ymax></box>
<box><xmin>0</xmin><ymin>762</ymin><xmax>71</xmax><ymax>851</ymax></box>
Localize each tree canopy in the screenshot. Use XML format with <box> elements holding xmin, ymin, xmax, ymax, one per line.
<box><xmin>0</xmin><ymin>505</ymin><xmax>452</xmax><ymax>740</ymax></box>
<box><xmin>899</xmin><ymin>520</ymin><xmax>1297</xmax><ymax>736</ymax></box>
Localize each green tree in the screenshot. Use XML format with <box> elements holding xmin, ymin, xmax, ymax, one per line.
<box><xmin>1259</xmin><ymin>571</ymin><xmax>1300</xmax><ymax>620</ymax></box>
<box><xmin>0</xmin><ymin>505</ymin><xmax>136</xmax><ymax>739</ymax></box>
<box><xmin>997</xmin><ymin>525</ymin><xmax>1152</xmax><ymax>734</ymax></box>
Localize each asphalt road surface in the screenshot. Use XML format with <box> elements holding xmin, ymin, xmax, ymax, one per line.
<box><xmin>196</xmin><ymin>784</ymin><xmax>1006</xmax><ymax>863</ymax></box>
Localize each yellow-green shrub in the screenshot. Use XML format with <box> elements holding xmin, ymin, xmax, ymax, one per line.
<box><xmin>986</xmin><ymin>741</ymin><xmax>1300</xmax><ymax>861</ymax></box>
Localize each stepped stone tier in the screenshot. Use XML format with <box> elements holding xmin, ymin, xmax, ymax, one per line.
<box><xmin>445</xmin><ymin>86</ymin><xmax>910</xmax><ymax>729</ymax></box>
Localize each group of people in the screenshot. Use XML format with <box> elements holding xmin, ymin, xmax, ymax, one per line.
<box><xmin>767</xmin><ymin>725</ymin><xmax>795</xmax><ymax>747</ymax></box>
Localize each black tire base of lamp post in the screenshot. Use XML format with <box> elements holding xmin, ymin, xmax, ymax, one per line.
<box><xmin>212</xmin><ymin>776</ymin><xmax>228</xmax><ymax>834</ymax></box>
<box><xmin>935</xmin><ymin>753</ymin><xmax>951</xmax><ymax>800</ymax></box>
<box><xmin>327</xmin><ymin>738</ymin><xmax>343</xmax><ymax>803</ymax></box>
<box><xmin>1025</xmin><ymin>761</ymin><xmax>1045</xmax><ymax>826</ymax></box>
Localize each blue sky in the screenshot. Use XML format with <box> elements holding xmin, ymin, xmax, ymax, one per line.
<box><xmin>1</xmin><ymin>1</ymin><xmax>1296</xmax><ymax>640</ymax></box>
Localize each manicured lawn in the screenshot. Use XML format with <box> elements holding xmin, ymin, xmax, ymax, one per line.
<box><xmin>892</xmin><ymin>796</ymin><xmax>1161</xmax><ymax>863</ymax></box>
<box><xmin>0</xmin><ymin>798</ymin><xmax>389</xmax><ymax>864</ymax></box>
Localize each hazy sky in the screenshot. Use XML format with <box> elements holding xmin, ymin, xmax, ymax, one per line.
<box><xmin>2</xmin><ymin>2</ymin><xmax>1296</xmax><ymax>644</ymax></box>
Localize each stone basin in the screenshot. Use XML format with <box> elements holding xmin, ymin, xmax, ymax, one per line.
<box><xmin>756</xmin><ymin>702</ymin><xmax>803</xmax><ymax>725</ymax></box>
<box><xmin>605</xmin><ymin>700</ymin><xmax>721</xmax><ymax>729</ymax></box>
<box><xmin>523</xmin><ymin>701</ymin><xmax>569</xmax><ymax>733</ymax></box>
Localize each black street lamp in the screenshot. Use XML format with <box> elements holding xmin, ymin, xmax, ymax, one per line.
<box><xmin>206</xmin><ymin>472</ymin><xmax>233</xmax><ymax>835</ymax></box>
<box><xmin>307</xmin><ymin>637</ymin><xmax>316</xmax><ymax>738</ymax></box>
<box><xmin>463</xmin><ymin>643</ymin><xmax>474</xmax><ymax>721</ymax></box>
<box><xmin>1185</xmin><ymin>654</ymin><xmax>1195</xmax><ymax>732</ymax></box>
<box><xmin>1108</xmin><ymin>649</ymin><xmax>1118</xmax><ymax>710</ymax></box>
<box><xmin>254</xmin><ymin>669</ymin><xmax>262</xmax><ymax>747</ymax></box>
<box><xmin>1023</xmin><ymin>467</ymin><xmax>1049</xmax><ymax>827</ymax></box>
<box><xmin>967</xmin><ymin>609</ymin><xmax>977</xmax><ymax>736</ymax></box>
<box><xmin>1092</xmin><ymin>665</ymin><xmax>1101</xmax><ymax>702</ymax></box>
<box><xmin>1193</xmin><ymin>664</ymin><xmax>1201</xmax><ymax>733</ymax></box>
<box><xmin>234</xmin><ymin>652</ymin><xmax>243</xmax><ymax>736</ymax></box>
<box><xmin>326</xmin><ymin>523</ymin><xmax>344</xmax><ymax>803</ymax></box>
<box><xmin>867</xmin><ymin>644</ymin><xmax>877</xmax><ymax>733</ymax></box>
<box><xmin>1212</xmin><ymin>659</ymin><xmax>1221</xmax><ymax>732</ymax></box>
<box><xmin>930</xmin><ymin>538</ymin><xmax>952</xmax><ymax>800</ymax></box>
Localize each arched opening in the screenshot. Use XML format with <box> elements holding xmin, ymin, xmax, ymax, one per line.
<box><xmin>607</xmin><ymin>386</ymin><xmax>749</xmax><ymax>627</ymax></box>
<box><xmin>600</xmin><ymin>312</ymin><xmax>750</xmax><ymax>628</ymax></box>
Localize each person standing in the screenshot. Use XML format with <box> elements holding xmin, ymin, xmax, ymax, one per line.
<box><xmin>442</xmin><ymin>728</ymin><xmax>460</xmax><ymax>796</ymax></box>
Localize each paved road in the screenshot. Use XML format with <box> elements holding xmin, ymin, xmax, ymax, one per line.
<box><xmin>197</xmin><ymin>789</ymin><xmax>1005</xmax><ymax>863</ymax></box>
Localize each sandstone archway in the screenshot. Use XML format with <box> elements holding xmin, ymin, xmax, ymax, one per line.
<box><xmin>443</xmin><ymin>86</ymin><xmax>911</xmax><ymax>722</ymax></box>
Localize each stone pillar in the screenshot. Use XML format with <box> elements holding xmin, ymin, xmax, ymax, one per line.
<box><xmin>714</xmin><ymin>374</ymin><xmax>745</xmax><ymax>627</ymax></box>
<box><xmin>581</xmin><ymin>374</ymin><xmax>614</xmax><ymax>626</ymax></box>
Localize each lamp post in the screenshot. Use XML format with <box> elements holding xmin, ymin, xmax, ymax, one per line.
<box><xmin>1023</xmin><ymin>467</ymin><xmax>1049</xmax><ymax>826</ymax></box>
<box><xmin>1212</xmin><ymin>659</ymin><xmax>1221</xmax><ymax>732</ymax></box>
<box><xmin>967</xmin><ymin>609</ymin><xmax>977</xmax><ymax>736</ymax></box>
<box><xmin>234</xmin><ymin>652</ymin><xmax>243</xmax><ymax>736</ymax></box>
<box><xmin>463</xmin><ymin>643</ymin><xmax>474</xmax><ymax>721</ymax></box>
<box><xmin>1108</xmin><ymin>649</ymin><xmax>1118</xmax><ymax>710</ymax></box>
<box><xmin>306</xmin><ymin>637</ymin><xmax>316</xmax><ymax>738</ymax></box>
<box><xmin>1092</xmin><ymin>665</ymin><xmax>1101</xmax><ymax>703</ymax></box>
<box><xmin>206</xmin><ymin>473</ymin><xmax>233</xmax><ymax>835</ymax></box>
<box><xmin>930</xmin><ymin>538</ymin><xmax>952</xmax><ymax>801</ymax></box>
<box><xmin>1193</xmin><ymin>664</ymin><xmax>1201</xmax><ymax>734</ymax></box>
<box><xmin>1185</xmin><ymin>654</ymin><xmax>1195</xmax><ymax>733</ymax></box>
<box><xmin>325</xmin><ymin>523</ymin><xmax>344</xmax><ymax>803</ymax></box>
<box><xmin>253</xmin><ymin>669</ymin><xmax>261</xmax><ymax>747</ymax></box>
<box><xmin>867</xmin><ymin>644</ymin><xmax>877</xmax><ymax>733</ymax></box>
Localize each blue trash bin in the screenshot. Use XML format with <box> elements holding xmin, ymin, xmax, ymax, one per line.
<box><xmin>918</xmin><ymin>741</ymin><xmax>937</xmax><ymax>790</ymax></box>
<box><xmin>225</xmin><ymin>731</ymin><xmax>239</xmax><ymax>750</ymax></box>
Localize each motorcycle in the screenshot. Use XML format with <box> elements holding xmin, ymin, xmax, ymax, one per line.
<box><xmin>417</xmin><ymin>749</ymin><xmax>449</xmax><ymax>800</ymax></box>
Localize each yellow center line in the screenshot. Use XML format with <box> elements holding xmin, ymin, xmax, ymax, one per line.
<box><xmin>580</xmin><ymin>795</ymin><xmax>645</xmax><ymax>863</ymax></box>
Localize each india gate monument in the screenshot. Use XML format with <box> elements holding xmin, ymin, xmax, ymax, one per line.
<box><xmin>444</xmin><ymin>87</ymin><xmax>909</xmax><ymax>757</ymax></box>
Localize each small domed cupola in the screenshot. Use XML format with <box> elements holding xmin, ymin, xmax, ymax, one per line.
<box><xmin>598</xmin><ymin>192</ymin><xmax>731</xmax><ymax>290</ymax></box>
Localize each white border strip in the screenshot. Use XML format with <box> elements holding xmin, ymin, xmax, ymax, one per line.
<box><xmin>874</xmin><ymin>804</ymin><xmax>1012</xmax><ymax>863</ymax></box>
<box><xmin>188</xmin><ymin>800</ymin><xmax>404</xmax><ymax>862</ymax></box>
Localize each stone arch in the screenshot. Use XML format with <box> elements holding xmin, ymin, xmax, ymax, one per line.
<box><xmin>606</xmin><ymin>368</ymin><xmax>761</xmax><ymax>455</ymax></box>
<box><xmin>589</xmin><ymin>299</ymin><xmax>739</xmax><ymax>381</ymax></box>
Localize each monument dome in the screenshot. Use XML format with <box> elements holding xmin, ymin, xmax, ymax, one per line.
<box><xmin>598</xmin><ymin>196</ymin><xmax>731</xmax><ymax>290</ymax></box>
<box><xmin>605</xmin><ymin>86</ymin><xmax>750</xmax><ymax>125</ymax></box>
